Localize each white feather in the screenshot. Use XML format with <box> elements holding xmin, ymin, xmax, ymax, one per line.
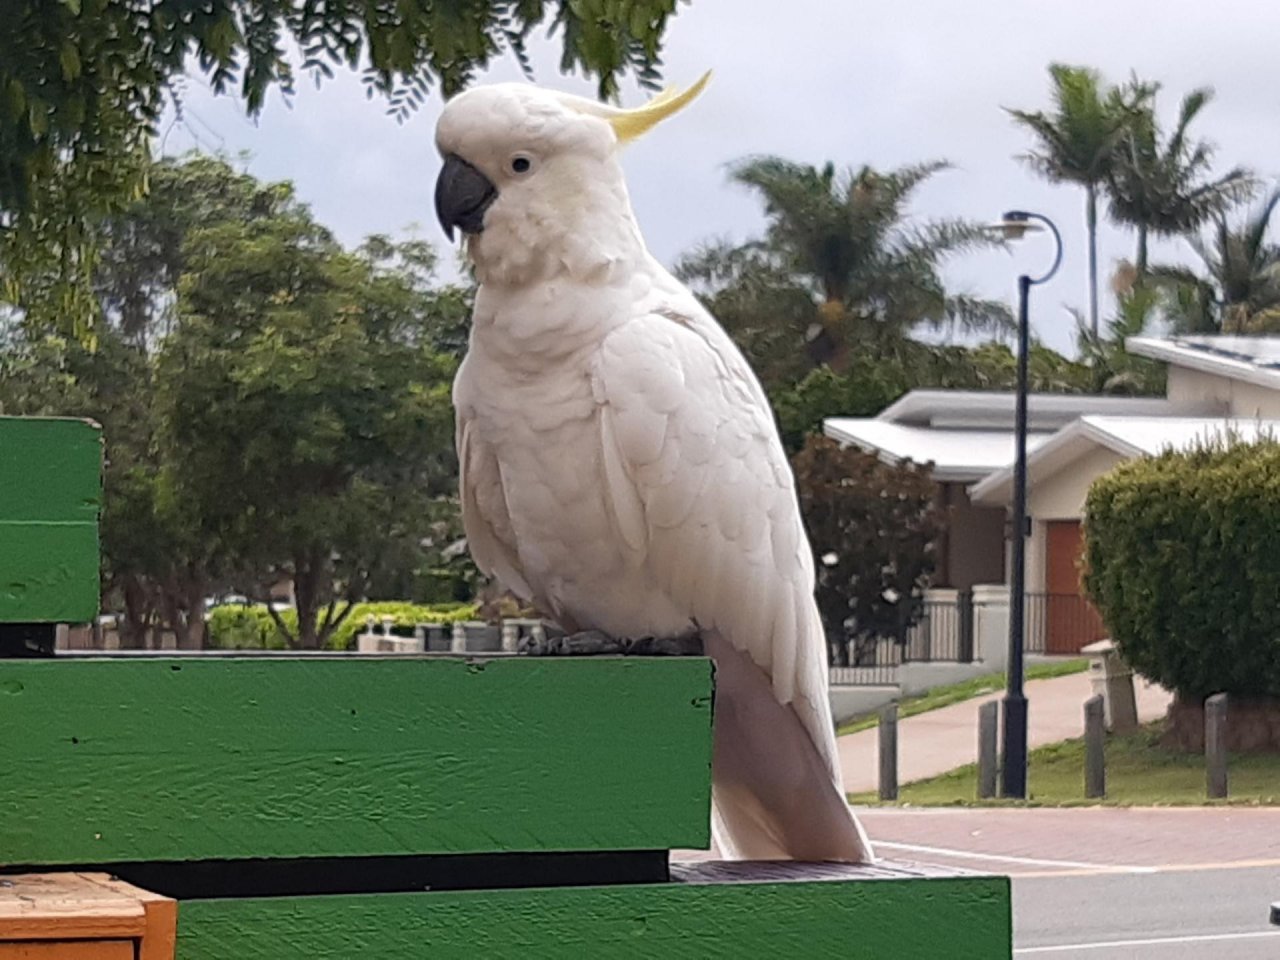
<box><xmin>440</xmin><ymin>82</ymin><xmax>871</xmax><ymax>862</ymax></box>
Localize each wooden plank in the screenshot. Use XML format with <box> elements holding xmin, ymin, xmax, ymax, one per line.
<box><xmin>176</xmin><ymin>873</ymin><xmax>1012</xmax><ymax>959</ymax></box>
<box><xmin>0</xmin><ymin>417</ymin><xmax>101</xmax><ymax>625</ymax></box>
<box><xmin>0</xmin><ymin>524</ymin><xmax>99</xmax><ymax>625</ymax></box>
<box><xmin>0</xmin><ymin>657</ymin><xmax>713</xmax><ymax>863</ymax></box>
<box><xmin>0</xmin><ymin>874</ymin><xmax>147</xmax><ymax>941</ymax></box>
<box><xmin>91</xmin><ymin>878</ymin><xmax>176</xmax><ymax>960</ymax></box>
<box><xmin>0</xmin><ymin>942</ymin><xmax>134</xmax><ymax>960</ymax></box>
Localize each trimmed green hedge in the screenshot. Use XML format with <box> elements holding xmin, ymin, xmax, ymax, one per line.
<box><xmin>206</xmin><ymin>601</ymin><xmax>479</xmax><ymax>651</ymax></box>
<box><xmin>1083</xmin><ymin>439</ymin><xmax>1280</xmax><ymax>700</ymax></box>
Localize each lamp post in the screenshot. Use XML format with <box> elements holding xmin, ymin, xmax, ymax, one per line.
<box><xmin>989</xmin><ymin>210</ymin><xmax>1062</xmax><ymax>799</ymax></box>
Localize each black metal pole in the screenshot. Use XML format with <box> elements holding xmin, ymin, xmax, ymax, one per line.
<box><xmin>1001</xmin><ymin>273</ymin><xmax>1032</xmax><ymax>799</ymax></box>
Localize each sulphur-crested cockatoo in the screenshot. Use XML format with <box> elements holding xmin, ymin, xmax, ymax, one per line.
<box><xmin>434</xmin><ymin>75</ymin><xmax>871</xmax><ymax>863</ymax></box>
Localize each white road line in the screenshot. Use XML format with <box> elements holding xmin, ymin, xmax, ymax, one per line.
<box><xmin>873</xmin><ymin>841</ymin><xmax>1156</xmax><ymax>873</ymax></box>
<box><xmin>1015</xmin><ymin>930</ymin><xmax>1280</xmax><ymax>954</ymax></box>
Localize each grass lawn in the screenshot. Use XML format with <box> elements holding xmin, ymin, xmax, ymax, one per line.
<box><xmin>835</xmin><ymin>658</ymin><xmax>1088</xmax><ymax>736</ymax></box>
<box><xmin>849</xmin><ymin>723</ymin><xmax>1280</xmax><ymax>806</ymax></box>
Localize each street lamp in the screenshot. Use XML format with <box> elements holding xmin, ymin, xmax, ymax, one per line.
<box><xmin>989</xmin><ymin>209</ymin><xmax>1062</xmax><ymax>799</ymax></box>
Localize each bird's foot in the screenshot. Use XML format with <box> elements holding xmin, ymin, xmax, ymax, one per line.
<box><xmin>518</xmin><ymin>630</ymin><xmax>703</xmax><ymax>657</ymax></box>
<box><xmin>519</xmin><ymin>629</ymin><xmax>625</xmax><ymax>656</ymax></box>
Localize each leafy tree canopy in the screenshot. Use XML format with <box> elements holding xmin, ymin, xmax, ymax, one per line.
<box><xmin>1</xmin><ymin>0</ymin><xmax>686</xmax><ymax>335</ymax></box>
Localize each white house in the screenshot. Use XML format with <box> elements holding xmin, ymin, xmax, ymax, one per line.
<box><xmin>824</xmin><ymin>388</ymin><xmax>1208</xmax><ymax>592</ymax></box>
<box><xmin>821</xmin><ymin>335</ymin><xmax>1280</xmax><ymax>712</ymax></box>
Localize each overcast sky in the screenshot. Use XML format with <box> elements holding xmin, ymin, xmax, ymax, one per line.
<box><xmin>161</xmin><ymin>0</ymin><xmax>1280</xmax><ymax>355</ymax></box>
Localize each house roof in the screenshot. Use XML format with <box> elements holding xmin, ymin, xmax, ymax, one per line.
<box><xmin>969</xmin><ymin>416</ymin><xmax>1280</xmax><ymax>504</ymax></box>
<box><xmin>822</xmin><ymin>419</ymin><xmax>1054</xmax><ymax>483</ymax></box>
<box><xmin>1127</xmin><ymin>335</ymin><xmax>1280</xmax><ymax>391</ymax></box>
<box><xmin>822</xmin><ymin>388</ymin><xmax>1211</xmax><ymax>484</ymax></box>
<box><xmin>877</xmin><ymin>389</ymin><xmax>1194</xmax><ymax>430</ymax></box>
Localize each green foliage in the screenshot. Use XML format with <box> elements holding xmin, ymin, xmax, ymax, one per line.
<box><xmin>150</xmin><ymin>157</ymin><xmax>464</xmax><ymax>648</ymax></box>
<box><xmin>1074</xmin><ymin>284</ymin><xmax>1168</xmax><ymax>395</ymax></box>
<box><xmin>770</xmin><ymin>339</ymin><xmax>1095</xmax><ymax>455</ymax></box>
<box><xmin>1106</xmin><ymin>82</ymin><xmax>1255</xmax><ymax>273</ymax></box>
<box><xmin>792</xmin><ymin>435</ymin><xmax>945</xmax><ymax>663</ymax></box>
<box><xmin>206</xmin><ymin>601</ymin><xmax>478</xmax><ymax>651</ymax></box>
<box><xmin>1006</xmin><ymin>63</ymin><xmax>1155</xmax><ymax>334</ymax></box>
<box><xmin>771</xmin><ymin>365</ymin><xmax>906</xmax><ymax>455</ymax></box>
<box><xmin>679</xmin><ymin>156</ymin><xmax>1011</xmax><ymax>376</ymax></box>
<box><xmin>2</xmin><ymin>154</ymin><xmax>475</xmax><ymax>649</ymax></box>
<box><xmin>1007</xmin><ymin>64</ymin><xmax>1148</xmax><ymax>188</ymax></box>
<box><xmin>206</xmin><ymin>605</ymin><xmax>290</xmax><ymax>651</ymax></box>
<box><xmin>1</xmin><ymin>1</ymin><xmax>685</xmax><ymax>336</ymax></box>
<box><xmin>1084</xmin><ymin>440</ymin><xmax>1280</xmax><ymax>700</ymax></box>
<box><xmin>1152</xmin><ymin>187</ymin><xmax>1280</xmax><ymax>334</ymax></box>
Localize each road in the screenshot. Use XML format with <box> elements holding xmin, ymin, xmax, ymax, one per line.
<box><xmin>857</xmin><ymin>807</ymin><xmax>1280</xmax><ymax>959</ymax></box>
<box><xmin>1015</xmin><ymin>865</ymin><xmax>1279</xmax><ymax>958</ymax></box>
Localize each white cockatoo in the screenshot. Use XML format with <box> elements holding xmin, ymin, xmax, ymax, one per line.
<box><xmin>434</xmin><ymin>75</ymin><xmax>872</xmax><ymax>863</ymax></box>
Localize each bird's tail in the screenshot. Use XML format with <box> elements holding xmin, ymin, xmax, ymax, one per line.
<box><xmin>704</xmin><ymin>630</ymin><xmax>872</xmax><ymax>863</ymax></box>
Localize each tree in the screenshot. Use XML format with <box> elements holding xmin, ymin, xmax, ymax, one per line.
<box><xmin>770</xmin><ymin>338</ymin><xmax>1095</xmax><ymax>455</ymax></box>
<box><xmin>2</xmin><ymin>154</ymin><xmax>470</xmax><ymax>649</ymax></box>
<box><xmin>2</xmin><ymin>0</ymin><xmax>686</xmax><ymax>336</ymax></box>
<box><xmin>1107</xmin><ymin>84</ymin><xmax>1255</xmax><ymax>276</ymax></box>
<box><xmin>680</xmin><ymin>157</ymin><xmax>1011</xmax><ymax>374</ymax></box>
<box><xmin>0</xmin><ymin>324</ymin><xmax>211</xmax><ymax>647</ymax></box>
<box><xmin>792</xmin><ymin>435</ymin><xmax>945</xmax><ymax>666</ymax></box>
<box><xmin>1084</xmin><ymin>440</ymin><xmax>1280</xmax><ymax>750</ymax></box>
<box><xmin>155</xmin><ymin>178</ymin><xmax>459</xmax><ymax>649</ymax></box>
<box><xmin>1074</xmin><ymin>282</ymin><xmax>1168</xmax><ymax>395</ymax></box>
<box><xmin>1007</xmin><ymin>64</ymin><xmax>1154</xmax><ymax>337</ymax></box>
<box><xmin>1153</xmin><ymin>187</ymin><xmax>1280</xmax><ymax>333</ymax></box>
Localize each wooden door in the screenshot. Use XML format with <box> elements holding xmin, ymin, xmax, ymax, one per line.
<box><xmin>1044</xmin><ymin>520</ymin><xmax>1107</xmax><ymax>654</ymax></box>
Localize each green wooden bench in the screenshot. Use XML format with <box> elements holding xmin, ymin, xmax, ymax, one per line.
<box><xmin>0</xmin><ymin>416</ymin><xmax>101</xmax><ymax>656</ymax></box>
<box><xmin>0</xmin><ymin>654</ymin><xmax>1012</xmax><ymax>957</ymax></box>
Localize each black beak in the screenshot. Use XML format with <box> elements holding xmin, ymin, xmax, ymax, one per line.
<box><xmin>435</xmin><ymin>153</ymin><xmax>497</xmax><ymax>241</ymax></box>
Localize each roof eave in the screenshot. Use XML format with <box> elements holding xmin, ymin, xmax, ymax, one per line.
<box><xmin>1126</xmin><ymin>336</ymin><xmax>1280</xmax><ymax>391</ymax></box>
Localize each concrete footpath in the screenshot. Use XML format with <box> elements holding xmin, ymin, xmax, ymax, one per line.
<box><xmin>838</xmin><ymin>670</ymin><xmax>1172</xmax><ymax>795</ymax></box>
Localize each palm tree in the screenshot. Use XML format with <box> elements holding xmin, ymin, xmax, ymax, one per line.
<box><xmin>1007</xmin><ymin>64</ymin><xmax>1154</xmax><ymax>339</ymax></box>
<box><xmin>1074</xmin><ymin>282</ymin><xmax>1167</xmax><ymax>395</ymax></box>
<box><xmin>679</xmin><ymin>157</ymin><xmax>1010</xmax><ymax>372</ymax></box>
<box><xmin>1107</xmin><ymin>85</ymin><xmax>1256</xmax><ymax>278</ymax></box>
<box><xmin>1153</xmin><ymin>187</ymin><xmax>1280</xmax><ymax>333</ymax></box>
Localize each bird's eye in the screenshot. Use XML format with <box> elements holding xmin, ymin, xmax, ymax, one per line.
<box><xmin>510</xmin><ymin>155</ymin><xmax>533</xmax><ymax>175</ymax></box>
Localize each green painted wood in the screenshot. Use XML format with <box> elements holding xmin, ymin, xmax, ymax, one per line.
<box><xmin>175</xmin><ymin>875</ymin><xmax>1012</xmax><ymax>959</ymax></box>
<box><xmin>0</xmin><ymin>657</ymin><xmax>713</xmax><ymax>863</ymax></box>
<box><xmin>0</xmin><ymin>416</ymin><xmax>102</xmax><ymax>623</ymax></box>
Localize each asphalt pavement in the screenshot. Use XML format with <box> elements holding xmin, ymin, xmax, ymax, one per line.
<box><xmin>1014</xmin><ymin>865</ymin><xmax>1280</xmax><ymax>958</ymax></box>
<box><xmin>857</xmin><ymin>807</ymin><xmax>1280</xmax><ymax>959</ymax></box>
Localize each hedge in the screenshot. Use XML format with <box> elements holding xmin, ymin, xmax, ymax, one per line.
<box><xmin>1083</xmin><ymin>439</ymin><xmax>1280</xmax><ymax>700</ymax></box>
<box><xmin>206</xmin><ymin>601</ymin><xmax>479</xmax><ymax>651</ymax></box>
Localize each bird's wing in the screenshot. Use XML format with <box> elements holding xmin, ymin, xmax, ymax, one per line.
<box><xmin>456</xmin><ymin>410</ymin><xmax>532</xmax><ymax>599</ymax></box>
<box><xmin>594</xmin><ymin>308</ymin><xmax>870</xmax><ymax>861</ymax></box>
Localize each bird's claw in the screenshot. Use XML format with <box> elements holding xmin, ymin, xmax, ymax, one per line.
<box><xmin>517</xmin><ymin>630</ymin><xmax>703</xmax><ymax>657</ymax></box>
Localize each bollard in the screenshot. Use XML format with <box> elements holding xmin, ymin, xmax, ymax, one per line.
<box><xmin>450</xmin><ymin>622</ymin><xmax>467</xmax><ymax>654</ymax></box>
<box><xmin>501</xmin><ymin>621</ymin><xmax>519</xmax><ymax>652</ymax></box>
<box><xmin>1084</xmin><ymin>695</ymin><xmax>1105</xmax><ymax>799</ymax></box>
<box><xmin>977</xmin><ymin>701</ymin><xmax>999</xmax><ymax>800</ymax></box>
<box><xmin>878</xmin><ymin>703</ymin><xmax>899</xmax><ymax>802</ymax></box>
<box><xmin>1205</xmin><ymin>693</ymin><xmax>1229</xmax><ymax>799</ymax></box>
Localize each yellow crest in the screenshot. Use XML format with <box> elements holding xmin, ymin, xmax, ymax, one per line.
<box><xmin>609</xmin><ymin>72</ymin><xmax>712</xmax><ymax>142</ymax></box>
<box><xmin>560</xmin><ymin>72</ymin><xmax>712</xmax><ymax>144</ymax></box>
